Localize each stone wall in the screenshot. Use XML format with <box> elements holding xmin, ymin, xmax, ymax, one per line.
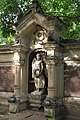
<box><xmin>0</xmin><ymin>47</ymin><xmax>14</xmax><ymax>97</ymax></box>
<box><xmin>0</xmin><ymin>43</ymin><xmax>80</xmax><ymax>119</ymax></box>
<box><xmin>63</xmin><ymin>43</ymin><xmax>80</xmax><ymax>120</ymax></box>
<box><xmin>64</xmin><ymin>44</ymin><xmax>80</xmax><ymax>97</ymax></box>
<box><xmin>64</xmin><ymin>63</ymin><xmax>80</xmax><ymax>97</ymax></box>
<box><xmin>0</xmin><ymin>66</ymin><xmax>14</xmax><ymax>92</ymax></box>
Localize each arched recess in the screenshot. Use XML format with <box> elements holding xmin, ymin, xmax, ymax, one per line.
<box><xmin>28</xmin><ymin>48</ymin><xmax>48</xmax><ymax>94</ymax></box>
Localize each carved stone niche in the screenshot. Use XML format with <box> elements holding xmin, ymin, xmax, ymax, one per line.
<box><xmin>12</xmin><ymin>0</ymin><xmax>65</xmax><ymax>113</ymax></box>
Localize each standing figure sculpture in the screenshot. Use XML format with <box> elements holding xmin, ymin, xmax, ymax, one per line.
<box><xmin>32</xmin><ymin>53</ymin><xmax>46</xmax><ymax>92</ymax></box>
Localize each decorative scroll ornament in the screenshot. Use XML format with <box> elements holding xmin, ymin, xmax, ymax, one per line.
<box><xmin>35</xmin><ymin>29</ymin><xmax>48</xmax><ymax>44</ymax></box>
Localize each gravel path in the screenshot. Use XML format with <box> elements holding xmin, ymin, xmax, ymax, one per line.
<box><xmin>0</xmin><ymin>109</ymin><xmax>48</xmax><ymax>120</ymax></box>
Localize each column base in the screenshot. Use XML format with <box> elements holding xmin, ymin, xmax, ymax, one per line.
<box><xmin>14</xmin><ymin>85</ymin><xmax>21</xmax><ymax>95</ymax></box>
<box><xmin>44</xmin><ymin>97</ymin><xmax>63</xmax><ymax>120</ymax></box>
<box><xmin>8</xmin><ymin>94</ymin><xmax>27</xmax><ymax>113</ymax></box>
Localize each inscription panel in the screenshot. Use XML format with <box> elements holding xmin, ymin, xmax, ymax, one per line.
<box><xmin>0</xmin><ymin>66</ymin><xmax>14</xmax><ymax>92</ymax></box>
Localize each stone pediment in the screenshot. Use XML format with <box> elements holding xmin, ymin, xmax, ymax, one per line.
<box><xmin>15</xmin><ymin>12</ymin><xmax>64</xmax><ymax>37</ymax></box>
<box><xmin>14</xmin><ymin>0</ymin><xmax>65</xmax><ymax>46</ymax></box>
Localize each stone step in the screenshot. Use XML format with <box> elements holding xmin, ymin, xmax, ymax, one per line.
<box><xmin>29</xmin><ymin>99</ymin><xmax>43</xmax><ymax>104</ymax></box>
<box><xmin>28</xmin><ymin>94</ymin><xmax>46</xmax><ymax>99</ymax></box>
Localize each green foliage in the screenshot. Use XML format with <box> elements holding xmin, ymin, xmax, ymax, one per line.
<box><xmin>0</xmin><ymin>0</ymin><xmax>80</xmax><ymax>44</ymax></box>
<box><xmin>0</xmin><ymin>0</ymin><xmax>31</xmax><ymax>37</ymax></box>
<box><xmin>0</xmin><ymin>31</ymin><xmax>14</xmax><ymax>44</ymax></box>
<box><xmin>61</xmin><ymin>18</ymin><xmax>80</xmax><ymax>39</ymax></box>
<box><xmin>48</xmin><ymin>118</ymin><xmax>55</xmax><ymax>120</ymax></box>
<box><xmin>39</xmin><ymin>0</ymin><xmax>80</xmax><ymax>40</ymax></box>
<box><xmin>40</xmin><ymin>0</ymin><xmax>78</xmax><ymax>17</ymax></box>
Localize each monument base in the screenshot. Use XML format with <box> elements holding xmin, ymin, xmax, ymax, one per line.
<box><xmin>28</xmin><ymin>90</ymin><xmax>46</xmax><ymax>110</ymax></box>
<box><xmin>44</xmin><ymin>97</ymin><xmax>63</xmax><ymax>120</ymax></box>
<box><xmin>8</xmin><ymin>94</ymin><xmax>27</xmax><ymax>113</ymax></box>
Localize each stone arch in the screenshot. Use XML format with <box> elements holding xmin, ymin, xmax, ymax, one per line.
<box><xmin>28</xmin><ymin>48</ymin><xmax>48</xmax><ymax>93</ymax></box>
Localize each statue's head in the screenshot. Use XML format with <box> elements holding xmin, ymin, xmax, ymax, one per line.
<box><xmin>36</xmin><ymin>53</ymin><xmax>41</xmax><ymax>60</ymax></box>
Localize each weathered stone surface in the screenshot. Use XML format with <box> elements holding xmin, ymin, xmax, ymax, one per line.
<box><xmin>28</xmin><ymin>90</ymin><xmax>46</xmax><ymax>109</ymax></box>
<box><xmin>63</xmin><ymin>97</ymin><xmax>80</xmax><ymax>120</ymax></box>
<box><xmin>0</xmin><ymin>1</ymin><xmax>80</xmax><ymax>120</ymax></box>
<box><xmin>28</xmin><ymin>94</ymin><xmax>46</xmax><ymax>99</ymax></box>
<box><xmin>44</xmin><ymin>107</ymin><xmax>54</xmax><ymax>118</ymax></box>
<box><xmin>9</xmin><ymin>96</ymin><xmax>27</xmax><ymax>113</ymax></box>
<box><xmin>0</xmin><ymin>66</ymin><xmax>14</xmax><ymax>92</ymax></box>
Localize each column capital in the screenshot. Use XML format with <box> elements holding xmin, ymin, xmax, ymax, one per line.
<box><xmin>47</xmin><ymin>56</ymin><xmax>59</xmax><ymax>65</ymax></box>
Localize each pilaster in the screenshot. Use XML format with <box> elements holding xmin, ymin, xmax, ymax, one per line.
<box><xmin>13</xmin><ymin>45</ymin><xmax>28</xmax><ymax>95</ymax></box>
<box><xmin>47</xmin><ymin>58</ymin><xmax>56</xmax><ymax>98</ymax></box>
<box><xmin>14</xmin><ymin>51</ymin><xmax>21</xmax><ymax>95</ymax></box>
<box><xmin>43</xmin><ymin>42</ymin><xmax>64</xmax><ymax>119</ymax></box>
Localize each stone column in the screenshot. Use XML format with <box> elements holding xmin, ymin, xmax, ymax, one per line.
<box><xmin>14</xmin><ymin>65</ymin><xmax>21</xmax><ymax>95</ymax></box>
<box><xmin>47</xmin><ymin>59</ymin><xmax>56</xmax><ymax>98</ymax></box>
<box><xmin>43</xmin><ymin>43</ymin><xmax>59</xmax><ymax>118</ymax></box>
<box><xmin>14</xmin><ymin>51</ymin><xmax>21</xmax><ymax>95</ymax></box>
<box><xmin>44</xmin><ymin>57</ymin><xmax>57</xmax><ymax>118</ymax></box>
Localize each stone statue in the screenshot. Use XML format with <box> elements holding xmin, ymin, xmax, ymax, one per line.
<box><xmin>32</xmin><ymin>53</ymin><xmax>46</xmax><ymax>92</ymax></box>
<box><xmin>29</xmin><ymin>52</ymin><xmax>47</xmax><ymax>109</ymax></box>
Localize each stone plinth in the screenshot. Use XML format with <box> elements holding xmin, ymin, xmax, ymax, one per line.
<box><xmin>9</xmin><ymin>94</ymin><xmax>27</xmax><ymax>113</ymax></box>
<box><xmin>44</xmin><ymin>98</ymin><xmax>63</xmax><ymax>120</ymax></box>
<box><xmin>28</xmin><ymin>90</ymin><xmax>46</xmax><ymax>110</ymax></box>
